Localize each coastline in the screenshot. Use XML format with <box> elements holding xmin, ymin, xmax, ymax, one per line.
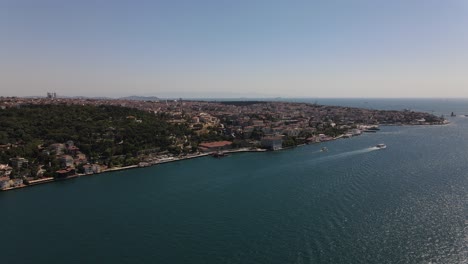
<box><xmin>0</xmin><ymin>122</ymin><xmax>448</xmax><ymax>193</ymax></box>
<box><xmin>0</xmin><ymin>138</ymin><xmax>355</xmax><ymax>192</ymax></box>
<box><xmin>0</xmin><ymin>149</ymin><xmax>267</xmax><ymax>192</ymax></box>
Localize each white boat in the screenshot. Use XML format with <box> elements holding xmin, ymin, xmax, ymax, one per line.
<box><xmin>376</xmin><ymin>143</ymin><xmax>386</xmax><ymax>149</ymax></box>
<box><xmin>320</xmin><ymin>147</ymin><xmax>328</xmax><ymax>152</ymax></box>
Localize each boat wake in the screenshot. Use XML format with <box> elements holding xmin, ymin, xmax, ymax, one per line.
<box><xmin>313</xmin><ymin>147</ymin><xmax>379</xmax><ymax>163</ymax></box>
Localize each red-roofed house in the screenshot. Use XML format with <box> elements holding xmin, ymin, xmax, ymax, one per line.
<box><xmin>198</xmin><ymin>141</ymin><xmax>232</xmax><ymax>152</ymax></box>
<box><xmin>56</xmin><ymin>168</ymin><xmax>76</xmax><ymax>178</ymax></box>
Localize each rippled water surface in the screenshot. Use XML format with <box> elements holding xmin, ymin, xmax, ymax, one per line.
<box><xmin>1</xmin><ymin>100</ymin><xmax>468</xmax><ymax>264</ymax></box>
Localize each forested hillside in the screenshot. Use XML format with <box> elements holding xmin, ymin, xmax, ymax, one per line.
<box><xmin>0</xmin><ymin>104</ymin><xmax>192</xmax><ymax>165</ymax></box>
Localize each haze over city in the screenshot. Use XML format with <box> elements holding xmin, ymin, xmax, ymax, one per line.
<box><xmin>1</xmin><ymin>0</ymin><xmax>468</xmax><ymax>98</ymax></box>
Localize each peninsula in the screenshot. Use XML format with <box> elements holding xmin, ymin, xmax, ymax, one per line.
<box><xmin>0</xmin><ymin>96</ymin><xmax>446</xmax><ymax>191</ymax></box>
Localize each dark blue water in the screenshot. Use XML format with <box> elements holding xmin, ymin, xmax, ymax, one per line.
<box><xmin>1</xmin><ymin>99</ymin><xmax>467</xmax><ymax>264</ymax></box>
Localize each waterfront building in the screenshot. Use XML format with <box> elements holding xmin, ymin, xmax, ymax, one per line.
<box><xmin>91</xmin><ymin>164</ymin><xmax>102</xmax><ymax>173</ymax></box>
<box><xmin>261</xmin><ymin>136</ymin><xmax>283</xmax><ymax>150</ymax></box>
<box><xmin>318</xmin><ymin>134</ymin><xmax>334</xmax><ymax>141</ymax></box>
<box><xmin>351</xmin><ymin>129</ymin><xmax>362</xmax><ymax>136</ymax></box>
<box><xmin>0</xmin><ymin>176</ymin><xmax>10</xmax><ymax>190</ymax></box>
<box><xmin>199</xmin><ymin>141</ymin><xmax>233</xmax><ymax>152</ymax></box>
<box><xmin>82</xmin><ymin>164</ymin><xmax>94</xmax><ymax>175</ymax></box>
<box><xmin>55</xmin><ymin>168</ymin><xmax>76</xmax><ymax>177</ymax></box>
<box><xmin>11</xmin><ymin>178</ymin><xmax>23</xmax><ymax>187</ymax></box>
<box><xmin>306</xmin><ymin>136</ymin><xmax>320</xmax><ymax>143</ymax></box>
<box><xmin>59</xmin><ymin>155</ymin><xmax>74</xmax><ymax>168</ymax></box>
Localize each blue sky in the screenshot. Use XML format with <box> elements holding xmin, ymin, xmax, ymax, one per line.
<box><xmin>1</xmin><ymin>0</ymin><xmax>468</xmax><ymax>98</ymax></box>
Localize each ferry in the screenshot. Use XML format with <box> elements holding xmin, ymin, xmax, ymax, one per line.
<box><xmin>376</xmin><ymin>144</ymin><xmax>386</xmax><ymax>149</ymax></box>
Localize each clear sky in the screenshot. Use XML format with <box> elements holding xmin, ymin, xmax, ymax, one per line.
<box><xmin>1</xmin><ymin>0</ymin><xmax>468</xmax><ymax>98</ymax></box>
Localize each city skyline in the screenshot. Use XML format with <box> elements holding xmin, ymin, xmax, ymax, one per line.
<box><xmin>1</xmin><ymin>0</ymin><xmax>468</xmax><ymax>98</ymax></box>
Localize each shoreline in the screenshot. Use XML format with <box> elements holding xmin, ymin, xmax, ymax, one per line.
<box><xmin>0</xmin><ymin>149</ymin><xmax>267</xmax><ymax>192</ymax></box>
<box><xmin>0</xmin><ymin>140</ymin><xmax>347</xmax><ymax>192</ymax></box>
<box><xmin>0</xmin><ymin>122</ymin><xmax>447</xmax><ymax>193</ymax></box>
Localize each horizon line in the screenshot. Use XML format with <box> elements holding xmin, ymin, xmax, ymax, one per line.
<box><xmin>5</xmin><ymin>95</ymin><xmax>468</xmax><ymax>100</ymax></box>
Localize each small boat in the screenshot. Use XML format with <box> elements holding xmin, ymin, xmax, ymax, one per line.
<box><xmin>320</xmin><ymin>147</ymin><xmax>328</xmax><ymax>152</ymax></box>
<box><xmin>211</xmin><ymin>152</ymin><xmax>229</xmax><ymax>158</ymax></box>
<box><xmin>364</xmin><ymin>126</ymin><xmax>380</xmax><ymax>133</ymax></box>
<box><xmin>376</xmin><ymin>144</ymin><xmax>386</xmax><ymax>149</ymax></box>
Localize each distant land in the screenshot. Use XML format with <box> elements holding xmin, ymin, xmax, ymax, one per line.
<box><xmin>119</xmin><ymin>95</ymin><xmax>161</xmax><ymax>101</ymax></box>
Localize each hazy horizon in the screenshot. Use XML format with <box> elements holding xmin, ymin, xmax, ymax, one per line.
<box><xmin>11</xmin><ymin>94</ymin><xmax>468</xmax><ymax>100</ymax></box>
<box><xmin>2</xmin><ymin>0</ymin><xmax>468</xmax><ymax>98</ymax></box>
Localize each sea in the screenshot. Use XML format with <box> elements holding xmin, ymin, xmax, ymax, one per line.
<box><xmin>1</xmin><ymin>98</ymin><xmax>467</xmax><ymax>264</ymax></box>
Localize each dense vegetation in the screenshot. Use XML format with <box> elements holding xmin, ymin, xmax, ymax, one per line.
<box><xmin>0</xmin><ymin>104</ymin><xmax>193</xmax><ymax>167</ymax></box>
